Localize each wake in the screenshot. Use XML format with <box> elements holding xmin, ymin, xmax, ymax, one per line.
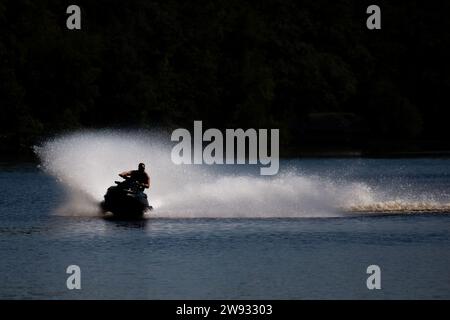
<box><xmin>347</xmin><ymin>201</ymin><xmax>450</xmax><ymax>215</ymax></box>
<box><xmin>35</xmin><ymin>130</ymin><xmax>450</xmax><ymax>218</ymax></box>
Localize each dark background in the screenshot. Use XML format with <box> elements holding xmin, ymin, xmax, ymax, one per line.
<box><xmin>1</xmin><ymin>0</ymin><xmax>449</xmax><ymax>157</ymax></box>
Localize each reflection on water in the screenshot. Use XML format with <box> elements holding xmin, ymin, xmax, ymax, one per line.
<box><xmin>103</xmin><ymin>217</ymin><xmax>150</xmax><ymax>230</ymax></box>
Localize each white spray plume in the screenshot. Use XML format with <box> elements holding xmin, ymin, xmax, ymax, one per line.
<box><xmin>35</xmin><ymin>130</ymin><xmax>449</xmax><ymax>218</ymax></box>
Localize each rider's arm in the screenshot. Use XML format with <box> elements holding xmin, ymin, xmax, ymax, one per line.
<box><xmin>142</xmin><ymin>174</ymin><xmax>150</xmax><ymax>189</ymax></box>
<box><xmin>119</xmin><ymin>171</ymin><xmax>131</xmax><ymax>178</ymax></box>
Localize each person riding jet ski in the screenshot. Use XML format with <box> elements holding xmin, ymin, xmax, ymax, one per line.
<box><xmin>101</xmin><ymin>162</ymin><xmax>152</xmax><ymax>218</ymax></box>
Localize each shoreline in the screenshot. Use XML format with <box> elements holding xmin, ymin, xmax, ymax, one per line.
<box><xmin>2</xmin><ymin>150</ymin><xmax>450</xmax><ymax>166</ymax></box>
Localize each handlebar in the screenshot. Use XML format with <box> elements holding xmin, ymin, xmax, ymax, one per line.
<box><xmin>116</xmin><ymin>177</ymin><xmax>145</xmax><ymax>189</ymax></box>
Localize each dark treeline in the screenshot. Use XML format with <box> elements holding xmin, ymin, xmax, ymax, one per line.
<box><xmin>1</xmin><ymin>0</ymin><xmax>449</xmax><ymax>156</ymax></box>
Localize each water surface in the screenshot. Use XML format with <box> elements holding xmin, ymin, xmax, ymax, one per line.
<box><xmin>0</xmin><ymin>159</ymin><xmax>449</xmax><ymax>299</ymax></box>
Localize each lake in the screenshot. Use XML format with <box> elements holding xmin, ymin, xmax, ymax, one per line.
<box><xmin>0</xmin><ymin>158</ymin><xmax>449</xmax><ymax>299</ymax></box>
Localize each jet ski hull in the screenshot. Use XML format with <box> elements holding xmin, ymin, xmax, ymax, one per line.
<box><xmin>101</xmin><ymin>185</ymin><xmax>152</xmax><ymax>219</ymax></box>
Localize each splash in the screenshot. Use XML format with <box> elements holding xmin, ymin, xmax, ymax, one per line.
<box><xmin>35</xmin><ymin>130</ymin><xmax>450</xmax><ymax>218</ymax></box>
<box><xmin>348</xmin><ymin>200</ymin><xmax>450</xmax><ymax>214</ymax></box>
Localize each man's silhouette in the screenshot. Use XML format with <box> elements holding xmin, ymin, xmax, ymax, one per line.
<box><xmin>119</xmin><ymin>163</ymin><xmax>150</xmax><ymax>190</ymax></box>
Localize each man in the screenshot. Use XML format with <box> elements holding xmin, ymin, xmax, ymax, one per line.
<box><xmin>119</xmin><ymin>163</ymin><xmax>150</xmax><ymax>190</ymax></box>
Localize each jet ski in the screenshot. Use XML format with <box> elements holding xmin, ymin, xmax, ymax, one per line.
<box><xmin>101</xmin><ymin>177</ymin><xmax>152</xmax><ymax>219</ymax></box>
